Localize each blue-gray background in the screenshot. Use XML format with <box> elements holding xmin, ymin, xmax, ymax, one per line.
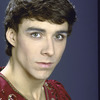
<box><xmin>0</xmin><ymin>0</ymin><xmax>98</xmax><ymax>100</ymax></box>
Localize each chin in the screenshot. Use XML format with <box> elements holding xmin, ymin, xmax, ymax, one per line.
<box><xmin>29</xmin><ymin>71</ymin><xmax>52</xmax><ymax>80</ymax></box>
<box><xmin>37</xmin><ymin>73</ymin><xmax>51</xmax><ymax>80</ymax></box>
<box><xmin>33</xmin><ymin>75</ymin><xmax>50</xmax><ymax>80</ymax></box>
<box><xmin>27</xmin><ymin>67</ymin><xmax>54</xmax><ymax>80</ymax></box>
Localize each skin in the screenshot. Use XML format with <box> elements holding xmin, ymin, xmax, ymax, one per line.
<box><xmin>1</xmin><ymin>19</ymin><xmax>68</xmax><ymax>100</ymax></box>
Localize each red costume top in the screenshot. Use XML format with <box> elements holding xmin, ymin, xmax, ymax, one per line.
<box><xmin>0</xmin><ymin>67</ymin><xmax>71</xmax><ymax>100</ymax></box>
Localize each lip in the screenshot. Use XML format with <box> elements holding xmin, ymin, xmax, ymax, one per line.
<box><xmin>36</xmin><ymin>62</ymin><xmax>53</xmax><ymax>68</ymax></box>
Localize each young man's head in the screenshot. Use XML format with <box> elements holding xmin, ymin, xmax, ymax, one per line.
<box><xmin>4</xmin><ymin>0</ymin><xmax>76</xmax><ymax>56</ymax></box>
<box><xmin>4</xmin><ymin>0</ymin><xmax>77</xmax><ymax>79</ymax></box>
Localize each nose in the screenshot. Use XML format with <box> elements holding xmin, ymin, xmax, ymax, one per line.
<box><xmin>41</xmin><ymin>38</ymin><xmax>55</xmax><ymax>57</ymax></box>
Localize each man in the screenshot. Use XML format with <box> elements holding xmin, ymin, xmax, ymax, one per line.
<box><xmin>0</xmin><ymin>0</ymin><xmax>76</xmax><ymax>100</ymax></box>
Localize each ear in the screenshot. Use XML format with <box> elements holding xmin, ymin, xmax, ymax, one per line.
<box><xmin>6</xmin><ymin>28</ymin><xmax>17</xmax><ymax>47</ymax></box>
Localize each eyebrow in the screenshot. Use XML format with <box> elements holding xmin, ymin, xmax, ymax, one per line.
<box><xmin>25</xmin><ymin>27</ymin><xmax>46</xmax><ymax>32</ymax></box>
<box><xmin>26</xmin><ymin>27</ymin><xmax>68</xmax><ymax>34</ymax></box>
<box><xmin>56</xmin><ymin>30</ymin><xmax>68</xmax><ymax>34</ymax></box>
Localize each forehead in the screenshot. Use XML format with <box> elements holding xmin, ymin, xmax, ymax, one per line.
<box><xmin>18</xmin><ymin>18</ymin><xmax>69</xmax><ymax>32</ymax></box>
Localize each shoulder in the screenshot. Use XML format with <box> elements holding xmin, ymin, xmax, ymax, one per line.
<box><xmin>0</xmin><ymin>73</ymin><xmax>26</xmax><ymax>100</ymax></box>
<box><xmin>45</xmin><ymin>80</ymin><xmax>71</xmax><ymax>100</ymax></box>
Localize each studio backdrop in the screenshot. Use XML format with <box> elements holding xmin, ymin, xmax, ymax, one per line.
<box><xmin>0</xmin><ymin>0</ymin><xmax>98</xmax><ymax>100</ymax></box>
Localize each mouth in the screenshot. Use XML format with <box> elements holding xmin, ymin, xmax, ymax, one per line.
<box><xmin>36</xmin><ymin>62</ymin><xmax>53</xmax><ymax>68</ymax></box>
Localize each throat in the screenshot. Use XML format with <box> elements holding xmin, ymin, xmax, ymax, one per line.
<box><xmin>1</xmin><ymin>64</ymin><xmax>46</xmax><ymax>100</ymax></box>
<box><xmin>24</xmin><ymin>86</ymin><xmax>46</xmax><ymax>100</ymax></box>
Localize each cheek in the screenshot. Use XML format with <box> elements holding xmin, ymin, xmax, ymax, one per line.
<box><xmin>16</xmin><ymin>37</ymin><xmax>40</xmax><ymax>59</ymax></box>
<box><xmin>16</xmin><ymin>37</ymin><xmax>31</xmax><ymax>60</ymax></box>
<box><xmin>57</xmin><ymin>41</ymin><xmax>66</xmax><ymax>53</ymax></box>
<box><xmin>55</xmin><ymin>41</ymin><xmax>66</xmax><ymax>59</ymax></box>
<box><xmin>17</xmin><ymin>41</ymin><xmax>28</xmax><ymax>54</ymax></box>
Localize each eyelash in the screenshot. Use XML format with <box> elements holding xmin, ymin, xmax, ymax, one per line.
<box><xmin>30</xmin><ymin>32</ymin><xmax>66</xmax><ymax>41</ymax></box>
<box><xmin>55</xmin><ymin>34</ymin><xmax>66</xmax><ymax>41</ymax></box>
<box><xmin>30</xmin><ymin>32</ymin><xmax>42</xmax><ymax>38</ymax></box>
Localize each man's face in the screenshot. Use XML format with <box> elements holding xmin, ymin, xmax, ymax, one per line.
<box><xmin>12</xmin><ymin>19</ymin><xmax>68</xmax><ymax>80</ymax></box>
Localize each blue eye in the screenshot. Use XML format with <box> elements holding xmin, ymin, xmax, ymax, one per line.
<box><xmin>31</xmin><ymin>32</ymin><xmax>41</xmax><ymax>38</ymax></box>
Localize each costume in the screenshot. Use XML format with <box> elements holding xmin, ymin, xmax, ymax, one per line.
<box><xmin>0</xmin><ymin>67</ymin><xmax>71</xmax><ymax>100</ymax></box>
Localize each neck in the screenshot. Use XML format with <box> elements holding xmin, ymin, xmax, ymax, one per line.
<box><xmin>1</xmin><ymin>58</ymin><xmax>46</xmax><ymax>100</ymax></box>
